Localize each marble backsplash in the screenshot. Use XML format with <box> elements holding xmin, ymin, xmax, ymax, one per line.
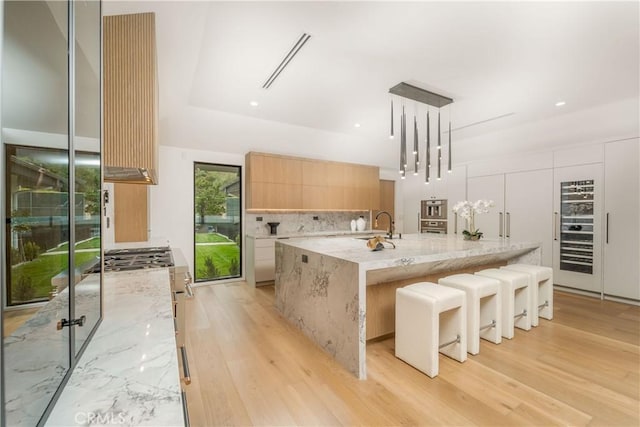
<box><xmin>246</xmin><ymin>211</ymin><xmax>371</xmax><ymax>237</ymax></box>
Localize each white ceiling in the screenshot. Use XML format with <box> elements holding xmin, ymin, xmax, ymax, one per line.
<box><xmin>103</xmin><ymin>1</ymin><xmax>640</xmax><ymax>169</ymax></box>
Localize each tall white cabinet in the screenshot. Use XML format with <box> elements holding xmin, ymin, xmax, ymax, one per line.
<box><xmin>467</xmin><ymin>169</ymin><xmax>553</xmax><ymax>267</ymax></box>
<box><xmin>603</xmin><ymin>139</ymin><xmax>639</xmax><ymax>300</ymax></box>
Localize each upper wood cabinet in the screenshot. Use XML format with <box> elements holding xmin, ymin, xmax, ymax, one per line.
<box><xmin>246</xmin><ymin>152</ymin><xmax>380</xmax><ymax>211</ymax></box>
<box><xmin>103</xmin><ymin>13</ymin><xmax>159</xmax><ymax>184</ymax></box>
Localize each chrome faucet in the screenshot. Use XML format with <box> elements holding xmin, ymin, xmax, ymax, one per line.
<box><xmin>374</xmin><ymin>211</ymin><xmax>394</xmax><ymax>239</ymax></box>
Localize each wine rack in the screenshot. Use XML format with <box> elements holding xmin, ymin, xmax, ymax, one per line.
<box><xmin>559</xmin><ymin>180</ymin><xmax>594</xmax><ymax>274</ymax></box>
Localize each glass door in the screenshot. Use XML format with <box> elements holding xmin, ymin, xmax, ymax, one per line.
<box><xmin>2</xmin><ymin>1</ymin><xmax>71</xmax><ymax>425</ymax></box>
<box><xmin>553</xmin><ymin>164</ymin><xmax>603</xmax><ymax>294</ymax></box>
<box><xmin>193</xmin><ymin>162</ymin><xmax>242</xmax><ymax>282</ymax></box>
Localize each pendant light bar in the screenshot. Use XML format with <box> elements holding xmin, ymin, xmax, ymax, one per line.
<box><xmin>390</xmin><ymin>99</ymin><xmax>394</xmax><ymax>139</ymax></box>
<box><xmin>425</xmin><ymin>110</ymin><xmax>430</xmax><ymax>184</ymax></box>
<box><xmin>388</xmin><ymin>82</ymin><xmax>454</xmax><ymax>182</ymax></box>
<box><xmin>437</xmin><ymin>110</ymin><xmax>441</xmax><ymax>180</ymax></box>
<box><xmin>448</xmin><ymin>120</ymin><xmax>452</xmax><ymax>173</ymax></box>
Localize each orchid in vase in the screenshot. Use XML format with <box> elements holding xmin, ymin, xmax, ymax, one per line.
<box><xmin>452</xmin><ymin>199</ymin><xmax>494</xmax><ymax>240</ymax></box>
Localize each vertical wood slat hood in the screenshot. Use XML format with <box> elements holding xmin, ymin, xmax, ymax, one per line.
<box><xmin>103</xmin><ymin>12</ymin><xmax>159</xmax><ymax>184</ymax></box>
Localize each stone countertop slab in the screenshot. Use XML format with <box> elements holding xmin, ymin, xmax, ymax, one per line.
<box><xmin>275</xmin><ymin>234</ymin><xmax>541</xmax><ymax>271</ymax></box>
<box><xmin>246</xmin><ymin>229</ymin><xmax>389</xmax><ymax>239</ymax></box>
<box><xmin>46</xmin><ymin>269</ymin><xmax>184</xmax><ymax>427</ymax></box>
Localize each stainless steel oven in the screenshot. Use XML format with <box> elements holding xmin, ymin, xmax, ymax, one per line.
<box><xmin>420</xmin><ymin>199</ymin><xmax>448</xmax><ymax>233</ymax></box>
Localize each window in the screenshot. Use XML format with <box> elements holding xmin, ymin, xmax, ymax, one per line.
<box><xmin>194</xmin><ymin>162</ymin><xmax>242</xmax><ymax>282</ymax></box>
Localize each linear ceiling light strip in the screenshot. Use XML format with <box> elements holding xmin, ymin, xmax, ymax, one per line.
<box><xmin>262</xmin><ymin>33</ymin><xmax>311</xmax><ymax>89</ymax></box>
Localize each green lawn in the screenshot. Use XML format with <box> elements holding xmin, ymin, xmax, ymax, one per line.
<box><xmin>195</xmin><ymin>243</ymin><xmax>240</xmax><ymax>281</ymax></box>
<box><xmin>55</xmin><ymin>236</ymin><xmax>101</xmax><ymax>252</ymax></box>
<box><xmin>10</xmin><ymin>250</ymin><xmax>99</xmax><ymax>304</ymax></box>
<box><xmin>195</xmin><ymin>233</ymin><xmax>233</xmax><ymax>243</ymax></box>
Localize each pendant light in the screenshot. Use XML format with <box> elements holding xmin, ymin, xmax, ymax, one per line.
<box><xmin>448</xmin><ymin>119</ymin><xmax>452</xmax><ymax>173</ymax></box>
<box><xmin>390</xmin><ymin>99</ymin><xmax>394</xmax><ymax>140</ymax></box>
<box><xmin>388</xmin><ymin>82</ymin><xmax>454</xmax><ymax>182</ymax></box>
<box><xmin>437</xmin><ymin>110</ymin><xmax>441</xmax><ymax>180</ymax></box>
<box><xmin>425</xmin><ymin>110</ymin><xmax>430</xmax><ymax>184</ymax></box>
<box><xmin>413</xmin><ymin>116</ymin><xmax>419</xmax><ymax>175</ymax></box>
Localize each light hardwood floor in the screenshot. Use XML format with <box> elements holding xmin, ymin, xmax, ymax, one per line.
<box><xmin>184</xmin><ymin>282</ymin><xmax>639</xmax><ymax>426</ymax></box>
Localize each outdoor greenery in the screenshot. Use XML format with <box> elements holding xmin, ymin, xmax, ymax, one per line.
<box><xmin>194</xmin><ymin>168</ymin><xmax>235</xmax><ymax>226</ymax></box>
<box><xmin>56</xmin><ymin>237</ymin><xmax>101</xmax><ymax>252</ymax></box>
<box><xmin>195</xmin><ymin>243</ymin><xmax>240</xmax><ymax>280</ymax></box>
<box><xmin>194</xmin><ymin>164</ymin><xmax>241</xmax><ymax>281</ymax></box>
<box><xmin>10</xmin><ymin>250</ymin><xmax>99</xmax><ymax>302</ymax></box>
<box><xmin>195</xmin><ymin>233</ymin><xmax>232</xmax><ymax>244</ymax></box>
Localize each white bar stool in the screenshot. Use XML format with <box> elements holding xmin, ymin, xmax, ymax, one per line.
<box><xmin>502</xmin><ymin>264</ymin><xmax>553</xmax><ymax>325</ymax></box>
<box><xmin>438</xmin><ymin>273</ymin><xmax>502</xmax><ymax>355</ymax></box>
<box><xmin>395</xmin><ymin>282</ymin><xmax>467</xmax><ymax>378</ymax></box>
<box><xmin>475</xmin><ymin>268</ymin><xmax>531</xmax><ymax>339</ymax></box>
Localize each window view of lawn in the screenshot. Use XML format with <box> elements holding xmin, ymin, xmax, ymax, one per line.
<box><xmin>194</xmin><ymin>163</ymin><xmax>241</xmax><ymax>282</ymax></box>
<box><xmin>10</xmin><ymin>237</ymin><xmax>100</xmax><ymax>303</ymax></box>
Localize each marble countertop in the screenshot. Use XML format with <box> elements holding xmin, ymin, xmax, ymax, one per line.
<box><xmin>275</xmin><ymin>233</ymin><xmax>541</xmax><ymax>271</ymax></box>
<box><xmin>46</xmin><ymin>269</ymin><xmax>184</xmax><ymax>427</ymax></box>
<box><xmin>247</xmin><ymin>229</ymin><xmax>388</xmax><ymax>239</ymax></box>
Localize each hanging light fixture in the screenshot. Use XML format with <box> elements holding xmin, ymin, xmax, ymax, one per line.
<box><xmin>437</xmin><ymin>110</ymin><xmax>442</xmax><ymax>180</ymax></box>
<box><xmin>425</xmin><ymin>109</ymin><xmax>431</xmax><ymax>184</ymax></box>
<box><xmin>388</xmin><ymin>82</ymin><xmax>454</xmax><ymax>182</ymax></box>
<box><xmin>413</xmin><ymin>116</ymin><xmax>419</xmax><ymax>175</ymax></box>
<box><xmin>448</xmin><ymin>119</ymin><xmax>452</xmax><ymax>173</ymax></box>
<box><xmin>390</xmin><ymin>99</ymin><xmax>394</xmax><ymax>139</ymax></box>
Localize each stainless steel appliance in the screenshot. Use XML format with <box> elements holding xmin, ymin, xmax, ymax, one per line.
<box><xmin>420</xmin><ymin>199</ymin><xmax>448</xmax><ymax>233</ymax></box>
<box><xmin>94</xmin><ymin>246</ymin><xmax>193</xmax><ymax>386</ymax></box>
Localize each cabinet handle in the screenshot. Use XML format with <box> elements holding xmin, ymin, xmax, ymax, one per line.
<box><xmin>499</xmin><ymin>212</ymin><xmax>503</xmax><ymax>237</ymax></box>
<box><xmin>506</xmin><ymin>212</ymin><xmax>511</xmax><ymax>238</ymax></box>
<box><xmin>181</xmin><ymin>390</ymin><xmax>191</xmax><ymax>427</ymax></box>
<box><xmin>606</xmin><ymin>212</ymin><xmax>609</xmax><ymax>244</ymax></box>
<box><xmin>454</xmin><ymin>213</ymin><xmax>458</xmax><ymax>234</ymax></box>
<box><xmin>180</xmin><ymin>345</ymin><xmax>191</xmax><ymax>385</ymax></box>
<box><xmin>554</xmin><ymin>212</ymin><xmax>558</xmax><ymax>241</ymax></box>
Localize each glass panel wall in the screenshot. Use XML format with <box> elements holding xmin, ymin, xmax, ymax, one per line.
<box><xmin>1</xmin><ymin>1</ymin><xmax>102</xmax><ymax>425</ymax></box>
<box><xmin>194</xmin><ymin>163</ymin><xmax>242</xmax><ymax>282</ymax></box>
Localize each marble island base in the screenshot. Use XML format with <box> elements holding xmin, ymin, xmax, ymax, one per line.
<box><xmin>275</xmin><ymin>234</ymin><xmax>541</xmax><ymax>379</ymax></box>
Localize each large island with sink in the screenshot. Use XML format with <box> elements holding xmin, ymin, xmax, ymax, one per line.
<box><xmin>274</xmin><ymin>234</ymin><xmax>541</xmax><ymax>379</ymax></box>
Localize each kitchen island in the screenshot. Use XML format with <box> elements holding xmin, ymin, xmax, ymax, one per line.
<box><xmin>274</xmin><ymin>234</ymin><xmax>541</xmax><ymax>379</ymax></box>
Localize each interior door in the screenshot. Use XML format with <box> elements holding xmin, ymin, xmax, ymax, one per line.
<box><xmin>2</xmin><ymin>2</ymin><xmax>71</xmax><ymax>424</ymax></box>
<box><xmin>553</xmin><ymin>163</ymin><xmax>603</xmax><ymax>294</ymax></box>
<box><xmin>467</xmin><ymin>174</ymin><xmax>505</xmax><ymax>238</ymax></box>
<box><xmin>505</xmin><ymin>169</ymin><xmax>553</xmax><ymax>267</ymax></box>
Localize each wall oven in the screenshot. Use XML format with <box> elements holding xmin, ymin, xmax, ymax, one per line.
<box><xmin>420</xmin><ymin>199</ymin><xmax>448</xmax><ymax>234</ymax></box>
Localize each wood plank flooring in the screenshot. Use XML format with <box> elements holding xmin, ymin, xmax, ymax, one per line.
<box><xmin>184</xmin><ymin>283</ymin><xmax>639</xmax><ymax>426</ymax></box>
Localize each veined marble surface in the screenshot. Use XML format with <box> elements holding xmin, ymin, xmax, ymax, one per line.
<box><xmin>246</xmin><ymin>211</ymin><xmax>371</xmax><ymax>237</ymax></box>
<box><xmin>247</xmin><ymin>229</ymin><xmax>388</xmax><ymax>240</ymax></box>
<box><xmin>275</xmin><ymin>233</ymin><xmax>541</xmax><ymax>379</ymax></box>
<box><xmin>3</xmin><ymin>275</ymin><xmax>101</xmax><ymax>427</ymax></box>
<box><xmin>46</xmin><ymin>269</ymin><xmax>184</xmax><ymax>427</ymax></box>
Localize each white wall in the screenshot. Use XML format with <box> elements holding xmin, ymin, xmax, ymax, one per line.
<box><xmin>148</xmin><ymin>145</ymin><xmax>244</xmax><ymax>276</ymax></box>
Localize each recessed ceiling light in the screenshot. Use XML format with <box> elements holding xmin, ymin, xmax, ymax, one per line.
<box><xmin>249</xmin><ymin>101</ymin><xmax>259</xmax><ymax>107</ymax></box>
<box><xmin>555</xmin><ymin>101</ymin><xmax>566</xmax><ymax>107</ymax></box>
<box><xmin>354</xmin><ymin>123</ymin><xmax>361</xmax><ymax>128</ymax></box>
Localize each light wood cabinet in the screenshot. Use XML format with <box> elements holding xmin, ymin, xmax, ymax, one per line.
<box><xmin>103</xmin><ymin>13</ymin><xmax>159</xmax><ymax>183</ymax></box>
<box><xmin>114</xmin><ymin>183</ymin><xmax>148</xmax><ymax>242</ymax></box>
<box><xmin>373</xmin><ymin>180</ymin><xmax>395</xmax><ymax>232</ymax></box>
<box><xmin>246</xmin><ymin>152</ymin><xmax>379</xmax><ymax>211</ymax></box>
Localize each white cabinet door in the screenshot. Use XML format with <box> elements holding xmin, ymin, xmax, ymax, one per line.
<box><xmin>603</xmin><ymin>139</ymin><xmax>639</xmax><ymax>300</ymax></box>
<box><xmin>553</xmin><ymin>163</ymin><xmax>603</xmax><ymax>294</ymax></box>
<box><xmin>505</xmin><ymin>169</ymin><xmax>553</xmax><ymax>267</ymax></box>
<box><xmin>446</xmin><ymin>165</ymin><xmax>467</xmax><ymax>235</ymax></box>
<box><xmin>467</xmin><ymin>174</ymin><xmax>505</xmax><ymax>238</ymax></box>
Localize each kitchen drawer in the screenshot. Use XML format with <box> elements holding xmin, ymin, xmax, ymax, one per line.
<box><xmin>254</xmin><ymin>258</ymin><xmax>275</xmax><ymax>282</ymax></box>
